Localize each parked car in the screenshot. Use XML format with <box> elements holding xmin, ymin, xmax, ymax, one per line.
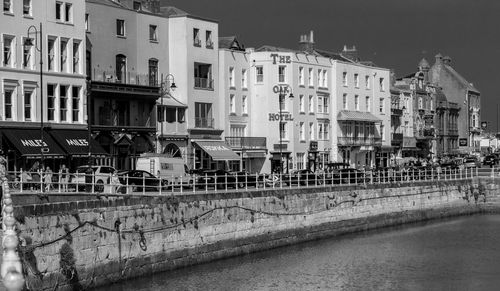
<box><xmin>195</xmin><ymin>169</ymin><xmax>239</xmax><ymax>189</ymax></box>
<box><xmin>483</xmin><ymin>154</ymin><xmax>498</xmax><ymax>166</ymax></box>
<box><xmin>70</xmin><ymin>165</ymin><xmax>117</xmax><ymax>192</ymax></box>
<box><xmin>230</xmin><ymin>171</ymin><xmax>263</xmax><ymax>188</ymax></box>
<box><xmin>284</xmin><ymin>169</ymin><xmax>323</xmax><ymax>186</ymax></box>
<box><xmin>463</xmin><ymin>157</ymin><xmax>479</xmax><ymax>168</ymax></box>
<box><xmin>334</xmin><ymin>168</ymin><xmax>366</xmax><ymax>184</ymax></box>
<box><xmin>117</xmin><ymin>170</ymin><xmax>168</xmax><ymax>192</ymax></box>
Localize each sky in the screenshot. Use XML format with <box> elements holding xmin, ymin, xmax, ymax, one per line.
<box><xmin>163</xmin><ymin>0</ymin><xmax>500</xmax><ymax>131</ymax></box>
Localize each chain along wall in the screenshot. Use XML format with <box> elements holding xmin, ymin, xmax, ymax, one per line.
<box><xmin>12</xmin><ymin>178</ymin><xmax>499</xmax><ymax>290</ymax></box>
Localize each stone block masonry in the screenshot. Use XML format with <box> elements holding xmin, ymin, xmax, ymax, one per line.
<box><xmin>12</xmin><ymin>178</ymin><xmax>499</xmax><ymax>290</ymax></box>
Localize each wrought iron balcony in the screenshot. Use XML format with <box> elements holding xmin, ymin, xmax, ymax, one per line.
<box><xmin>194</xmin><ymin>77</ymin><xmax>214</xmax><ymax>89</ymax></box>
<box><xmin>392</xmin><ymin>133</ymin><xmax>403</xmax><ymax>142</ymax></box>
<box><xmin>195</xmin><ymin>117</ymin><xmax>214</xmax><ymax>128</ymax></box>
<box><xmin>337</xmin><ymin>136</ymin><xmax>382</xmax><ymax>146</ymax></box>
<box><xmin>91</xmin><ymin>68</ymin><xmax>159</xmax><ymax>87</ymax></box>
<box><xmin>225</xmin><ymin>137</ymin><xmax>267</xmax><ymax>150</ymax></box>
<box><xmin>391</xmin><ymin>108</ymin><xmax>403</xmax><ymax>116</ymax></box>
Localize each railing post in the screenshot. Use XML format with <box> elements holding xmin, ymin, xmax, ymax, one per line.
<box><xmin>224</xmin><ymin>173</ymin><xmax>227</xmax><ymax>192</ymax></box>
<box><xmin>205</xmin><ymin>173</ymin><xmax>208</xmax><ymax>192</ymax></box>
<box><xmin>245</xmin><ymin>173</ymin><xmax>248</xmax><ymax>190</ymax></box>
<box><xmin>142</xmin><ymin>175</ymin><xmax>145</xmax><ymax>195</ymax></box>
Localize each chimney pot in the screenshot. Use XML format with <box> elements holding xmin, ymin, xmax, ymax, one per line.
<box><xmin>310</xmin><ymin>30</ymin><xmax>314</xmax><ymax>43</ymax></box>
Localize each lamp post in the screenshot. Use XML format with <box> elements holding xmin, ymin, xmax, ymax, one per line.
<box><xmin>275</xmin><ymin>85</ymin><xmax>293</xmax><ymax>174</ymax></box>
<box><xmin>25</xmin><ymin>23</ymin><xmax>44</xmax><ymax>169</ymax></box>
<box><xmin>158</xmin><ymin>74</ymin><xmax>176</xmax><ymax>154</ymax></box>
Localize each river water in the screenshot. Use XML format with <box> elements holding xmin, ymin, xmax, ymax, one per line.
<box><xmin>93</xmin><ymin>214</ymin><xmax>500</xmax><ymax>291</ymax></box>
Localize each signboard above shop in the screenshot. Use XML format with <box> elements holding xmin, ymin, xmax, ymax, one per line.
<box><xmin>459</xmin><ymin>138</ymin><xmax>468</xmax><ymax>147</ymax></box>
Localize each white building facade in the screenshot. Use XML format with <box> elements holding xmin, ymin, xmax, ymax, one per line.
<box><xmin>0</xmin><ymin>0</ymin><xmax>87</xmax><ymax>171</ymax></box>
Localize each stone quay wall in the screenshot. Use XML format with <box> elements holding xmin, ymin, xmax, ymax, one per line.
<box><xmin>12</xmin><ymin>178</ymin><xmax>500</xmax><ymax>290</ymax></box>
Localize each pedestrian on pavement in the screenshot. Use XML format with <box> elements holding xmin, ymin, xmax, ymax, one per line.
<box><xmin>59</xmin><ymin>164</ymin><xmax>70</xmax><ymax>192</ymax></box>
<box><xmin>44</xmin><ymin>166</ymin><xmax>53</xmax><ymax>191</ymax></box>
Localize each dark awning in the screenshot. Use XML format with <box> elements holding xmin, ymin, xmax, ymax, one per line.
<box><xmin>2</xmin><ymin>129</ymin><xmax>66</xmax><ymax>158</ymax></box>
<box><xmin>193</xmin><ymin>140</ymin><xmax>240</xmax><ymax>161</ymax></box>
<box><xmin>49</xmin><ymin>129</ymin><xmax>108</xmax><ymax>157</ymax></box>
<box><xmin>337</xmin><ymin>110</ymin><xmax>382</xmax><ymax>122</ymax></box>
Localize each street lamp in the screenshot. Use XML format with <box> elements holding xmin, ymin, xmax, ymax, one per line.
<box><xmin>24</xmin><ymin>23</ymin><xmax>44</xmax><ymax>169</ymax></box>
<box><xmin>276</xmin><ymin>85</ymin><xmax>293</xmax><ymax>174</ymax></box>
<box><xmin>158</xmin><ymin>74</ymin><xmax>176</xmax><ymax>154</ymax></box>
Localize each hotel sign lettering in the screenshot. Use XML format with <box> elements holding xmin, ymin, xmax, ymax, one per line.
<box><xmin>269</xmin><ymin>113</ymin><xmax>294</xmax><ymax>121</ymax></box>
<box><xmin>270</xmin><ymin>54</ymin><xmax>291</xmax><ymax>64</ymax></box>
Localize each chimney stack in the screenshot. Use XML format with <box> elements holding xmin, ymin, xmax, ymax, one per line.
<box><xmin>298</xmin><ymin>30</ymin><xmax>315</xmax><ymax>53</ymax></box>
<box><xmin>341</xmin><ymin>45</ymin><xmax>359</xmax><ymax>62</ymax></box>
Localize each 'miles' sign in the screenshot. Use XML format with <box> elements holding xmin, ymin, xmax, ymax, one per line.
<box><xmin>21</xmin><ymin>139</ymin><xmax>48</xmax><ymax>147</ymax></box>
<box><xmin>66</xmin><ymin>139</ymin><xmax>88</xmax><ymax>146</ymax></box>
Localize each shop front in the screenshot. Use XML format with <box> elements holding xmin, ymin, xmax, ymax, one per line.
<box><xmin>192</xmin><ymin>140</ymin><xmax>240</xmax><ymax>170</ymax></box>
<box><xmin>49</xmin><ymin>129</ymin><xmax>108</xmax><ymax>169</ymax></box>
<box><xmin>1</xmin><ymin>129</ymin><xmax>66</xmax><ymax>172</ymax></box>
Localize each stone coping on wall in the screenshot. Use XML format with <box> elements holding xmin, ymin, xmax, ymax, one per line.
<box><xmin>12</xmin><ymin>179</ymin><xmax>478</xmax><ymax>217</ymax></box>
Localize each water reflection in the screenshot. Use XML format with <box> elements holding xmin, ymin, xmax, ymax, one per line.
<box><xmin>92</xmin><ymin>215</ymin><xmax>500</xmax><ymax>291</ymax></box>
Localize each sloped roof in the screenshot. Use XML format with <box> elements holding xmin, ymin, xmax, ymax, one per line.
<box><xmin>160</xmin><ymin>6</ymin><xmax>189</xmax><ymax>17</ymax></box>
<box><xmin>443</xmin><ymin>64</ymin><xmax>480</xmax><ymax>94</ymax></box>
<box><xmin>219</xmin><ymin>36</ymin><xmax>245</xmax><ymax>51</ymax></box>
<box><xmin>314</xmin><ymin>49</ymin><xmax>352</xmax><ymax>62</ymax></box>
<box><xmin>256</xmin><ymin>45</ymin><xmax>300</xmax><ymax>53</ymax></box>
<box><xmin>157</xmin><ymin>94</ymin><xmax>187</xmax><ymax>108</ymax></box>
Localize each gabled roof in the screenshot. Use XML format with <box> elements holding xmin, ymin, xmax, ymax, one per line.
<box><xmin>256</xmin><ymin>45</ymin><xmax>300</xmax><ymax>53</ymax></box>
<box><xmin>219</xmin><ymin>36</ymin><xmax>245</xmax><ymax>51</ymax></box>
<box><xmin>443</xmin><ymin>64</ymin><xmax>480</xmax><ymax>94</ymax></box>
<box><xmin>159</xmin><ymin>6</ymin><xmax>188</xmax><ymax>17</ymax></box>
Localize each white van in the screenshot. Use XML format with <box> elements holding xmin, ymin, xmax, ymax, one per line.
<box><xmin>136</xmin><ymin>154</ymin><xmax>192</xmax><ymax>187</ymax></box>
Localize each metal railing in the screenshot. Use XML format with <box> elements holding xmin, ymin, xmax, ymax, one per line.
<box><xmin>337</xmin><ymin>137</ymin><xmax>382</xmax><ymax>146</ymax></box>
<box><xmin>91</xmin><ymin>68</ymin><xmax>159</xmax><ymax>87</ymax></box>
<box><xmin>5</xmin><ymin>166</ymin><xmax>490</xmax><ymax>196</ymax></box>
<box><xmin>194</xmin><ymin>77</ymin><xmax>214</xmax><ymax>89</ymax></box>
<box><xmin>195</xmin><ymin>117</ymin><xmax>215</xmax><ymax>128</ymax></box>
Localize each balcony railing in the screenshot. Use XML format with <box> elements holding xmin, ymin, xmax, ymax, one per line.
<box><xmin>337</xmin><ymin>136</ymin><xmax>382</xmax><ymax>146</ymax></box>
<box><xmin>195</xmin><ymin>117</ymin><xmax>214</xmax><ymax>128</ymax></box>
<box><xmin>391</xmin><ymin>108</ymin><xmax>403</xmax><ymax>116</ymax></box>
<box><xmin>448</xmin><ymin>129</ymin><xmax>459</xmax><ymax>136</ymax></box>
<box><xmin>392</xmin><ymin>133</ymin><xmax>403</xmax><ymax>142</ymax></box>
<box><xmin>225</xmin><ymin>137</ymin><xmax>267</xmax><ymax>150</ymax></box>
<box><xmin>91</xmin><ymin>68</ymin><xmax>159</xmax><ymax>87</ymax></box>
<box><xmin>194</xmin><ymin>77</ymin><xmax>214</xmax><ymax>89</ymax></box>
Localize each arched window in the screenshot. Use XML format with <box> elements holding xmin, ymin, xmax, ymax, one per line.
<box><xmin>418</xmin><ymin>97</ymin><xmax>423</xmax><ymax>109</ymax></box>
<box><xmin>116</xmin><ymin>54</ymin><xmax>126</xmax><ymax>82</ymax></box>
<box><xmin>163</xmin><ymin>143</ymin><xmax>182</xmax><ymax>158</ymax></box>
<box><xmin>148</xmin><ymin>58</ymin><xmax>158</xmax><ymax>86</ymax></box>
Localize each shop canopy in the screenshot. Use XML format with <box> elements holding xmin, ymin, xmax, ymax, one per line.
<box><xmin>49</xmin><ymin>129</ymin><xmax>108</xmax><ymax>157</ymax></box>
<box><xmin>193</xmin><ymin>140</ymin><xmax>240</xmax><ymax>161</ymax></box>
<box><xmin>2</xmin><ymin>129</ymin><xmax>65</xmax><ymax>158</ymax></box>
<box><xmin>337</xmin><ymin>111</ymin><xmax>382</xmax><ymax>122</ymax></box>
